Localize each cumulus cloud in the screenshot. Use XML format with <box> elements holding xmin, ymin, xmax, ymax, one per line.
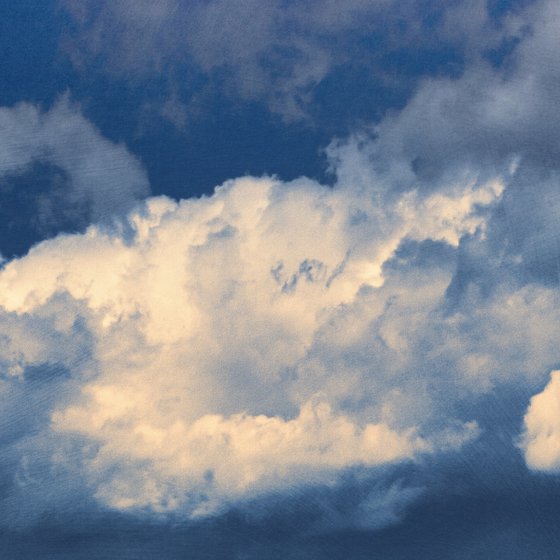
<box><xmin>522</xmin><ymin>371</ymin><xmax>560</xmax><ymax>472</ymax></box>
<box><xmin>5</xmin><ymin>14</ymin><xmax>560</xmax><ymax>509</ymax></box>
<box><xmin>0</xmin><ymin>95</ymin><xmax>149</xmax><ymax>256</ymax></box>
<box><xmin>0</xmin><ymin>164</ymin><xmax>501</xmax><ymax>519</ymax></box>
<box><xmin>2</xmin><ymin>0</ymin><xmax>560</xmax><ymax>532</ymax></box>
<box><xmin>323</xmin><ymin>0</ymin><xmax>560</xmax><ymax>295</ymax></box>
<box><xmin>58</xmin><ymin>0</ymin><xmax>523</xmax><ymax>122</ymax></box>
<box><xmin>54</xmin><ymin>397</ymin><xmax>427</xmax><ymax>516</ymax></box>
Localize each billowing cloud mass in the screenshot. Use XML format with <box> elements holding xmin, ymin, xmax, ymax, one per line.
<box><xmin>58</xmin><ymin>0</ymin><xmax>525</xmax><ymax>123</ymax></box>
<box><xmin>2</xmin><ymin>1</ymin><xmax>560</xmax><ymax>551</ymax></box>
<box><xmin>0</xmin><ymin>162</ymin><xmax>498</xmax><ymax>517</ymax></box>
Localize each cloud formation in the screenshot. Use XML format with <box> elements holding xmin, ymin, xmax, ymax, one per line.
<box><xmin>2</xmin><ymin>0</ymin><xmax>560</xmax><ymax>541</ymax></box>
<box><xmin>0</xmin><ymin>95</ymin><xmax>150</xmax><ymax>256</ymax></box>
<box><xmin>523</xmin><ymin>371</ymin><xmax>560</xmax><ymax>472</ymax></box>
<box><xmin>58</xmin><ymin>0</ymin><xmax>526</xmax><ymax>122</ymax></box>
<box><xmin>0</xmin><ymin>161</ymin><xmax>500</xmax><ymax>518</ymax></box>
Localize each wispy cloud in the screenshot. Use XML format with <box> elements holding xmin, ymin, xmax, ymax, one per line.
<box><xmin>0</xmin><ymin>95</ymin><xmax>150</xmax><ymax>256</ymax></box>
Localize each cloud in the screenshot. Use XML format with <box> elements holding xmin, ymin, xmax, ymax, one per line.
<box><xmin>0</xmin><ymin>95</ymin><xmax>150</xmax><ymax>256</ymax></box>
<box><xmin>3</xmin><ymin>0</ymin><xmax>560</xmax><ymax>534</ymax></box>
<box><xmin>0</xmin><ymin>163</ymin><xmax>500</xmax><ymax>519</ymax></box>
<box><xmin>4</xmin><ymin>13</ymin><xmax>560</xmax><ymax>509</ymax></box>
<box><xmin>522</xmin><ymin>371</ymin><xmax>560</xmax><ymax>472</ymax></box>
<box><xmin>60</xmin><ymin>0</ymin><xmax>377</xmax><ymax>120</ymax></box>
<box><xmin>58</xmin><ymin>0</ymin><xmax>524</xmax><ymax>122</ymax></box>
<box><xmin>323</xmin><ymin>0</ymin><xmax>560</xmax><ymax>295</ymax></box>
<box><xmin>54</xmin><ymin>397</ymin><xmax>427</xmax><ymax>516</ymax></box>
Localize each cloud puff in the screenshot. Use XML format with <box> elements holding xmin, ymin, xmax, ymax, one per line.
<box><xmin>522</xmin><ymin>371</ymin><xmax>560</xmax><ymax>472</ymax></box>
<box><xmin>0</xmin><ymin>166</ymin><xmax>499</xmax><ymax>518</ymax></box>
<box><xmin>330</xmin><ymin>1</ymin><xmax>560</xmax><ymax>187</ymax></box>
<box><xmin>0</xmin><ymin>95</ymin><xmax>149</xmax><ymax>256</ymax></box>
<box><xmin>54</xmin><ymin>396</ymin><xmax>427</xmax><ymax>516</ymax></box>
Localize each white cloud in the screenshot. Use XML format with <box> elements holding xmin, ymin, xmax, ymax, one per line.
<box><xmin>0</xmin><ymin>168</ymin><xmax>497</xmax><ymax>517</ymax></box>
<box><xmin>522</xmin><ymin>371</ymin><xmax>560</xmax><ymax>472</ymax></box>
<box><xmin>59</xmin><ymin>0</ymin><xmax>519</xmax><ymax>122</ymax></box>
<box><xmin>53</xmin><ymin>396</ymin><xmax>427</xmax><ymax>516</ymax></box>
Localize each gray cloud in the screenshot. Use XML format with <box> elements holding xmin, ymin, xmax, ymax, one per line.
<box><xmin>58</xmin><ymin>0</ymin><xmax>525</xmax><ymax>122</ymax></box>
<box><xmin>0</xmin><ymin>152</ymin><xmax>499</xmax><ymax>521</ymax></box>
<box><xmin>0</xmin><ymin>95</ymin><xmax>150</xmax><ymax>256</ymax></box>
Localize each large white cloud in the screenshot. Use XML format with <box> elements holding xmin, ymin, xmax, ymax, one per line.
<box><xmin>0</xmin><ymin>166</ymin><xmax>500</xmax><ymax>517</ymax></box>
<box><xmin>4</xmin><ymin>0</ymin><xmax>560</xmax><ymax>527</ymax></box>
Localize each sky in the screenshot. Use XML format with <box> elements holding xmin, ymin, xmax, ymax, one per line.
<box><xmin>1</xmin><ymin>0</ymin><xmax>560</xmax><ymax>558</ymax></box>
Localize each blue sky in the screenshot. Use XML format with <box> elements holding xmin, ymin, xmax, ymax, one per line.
<box><xmin>2</xmin><ymin>0</ymin><xmax>560</xmax><ymax>558</ymax></box>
